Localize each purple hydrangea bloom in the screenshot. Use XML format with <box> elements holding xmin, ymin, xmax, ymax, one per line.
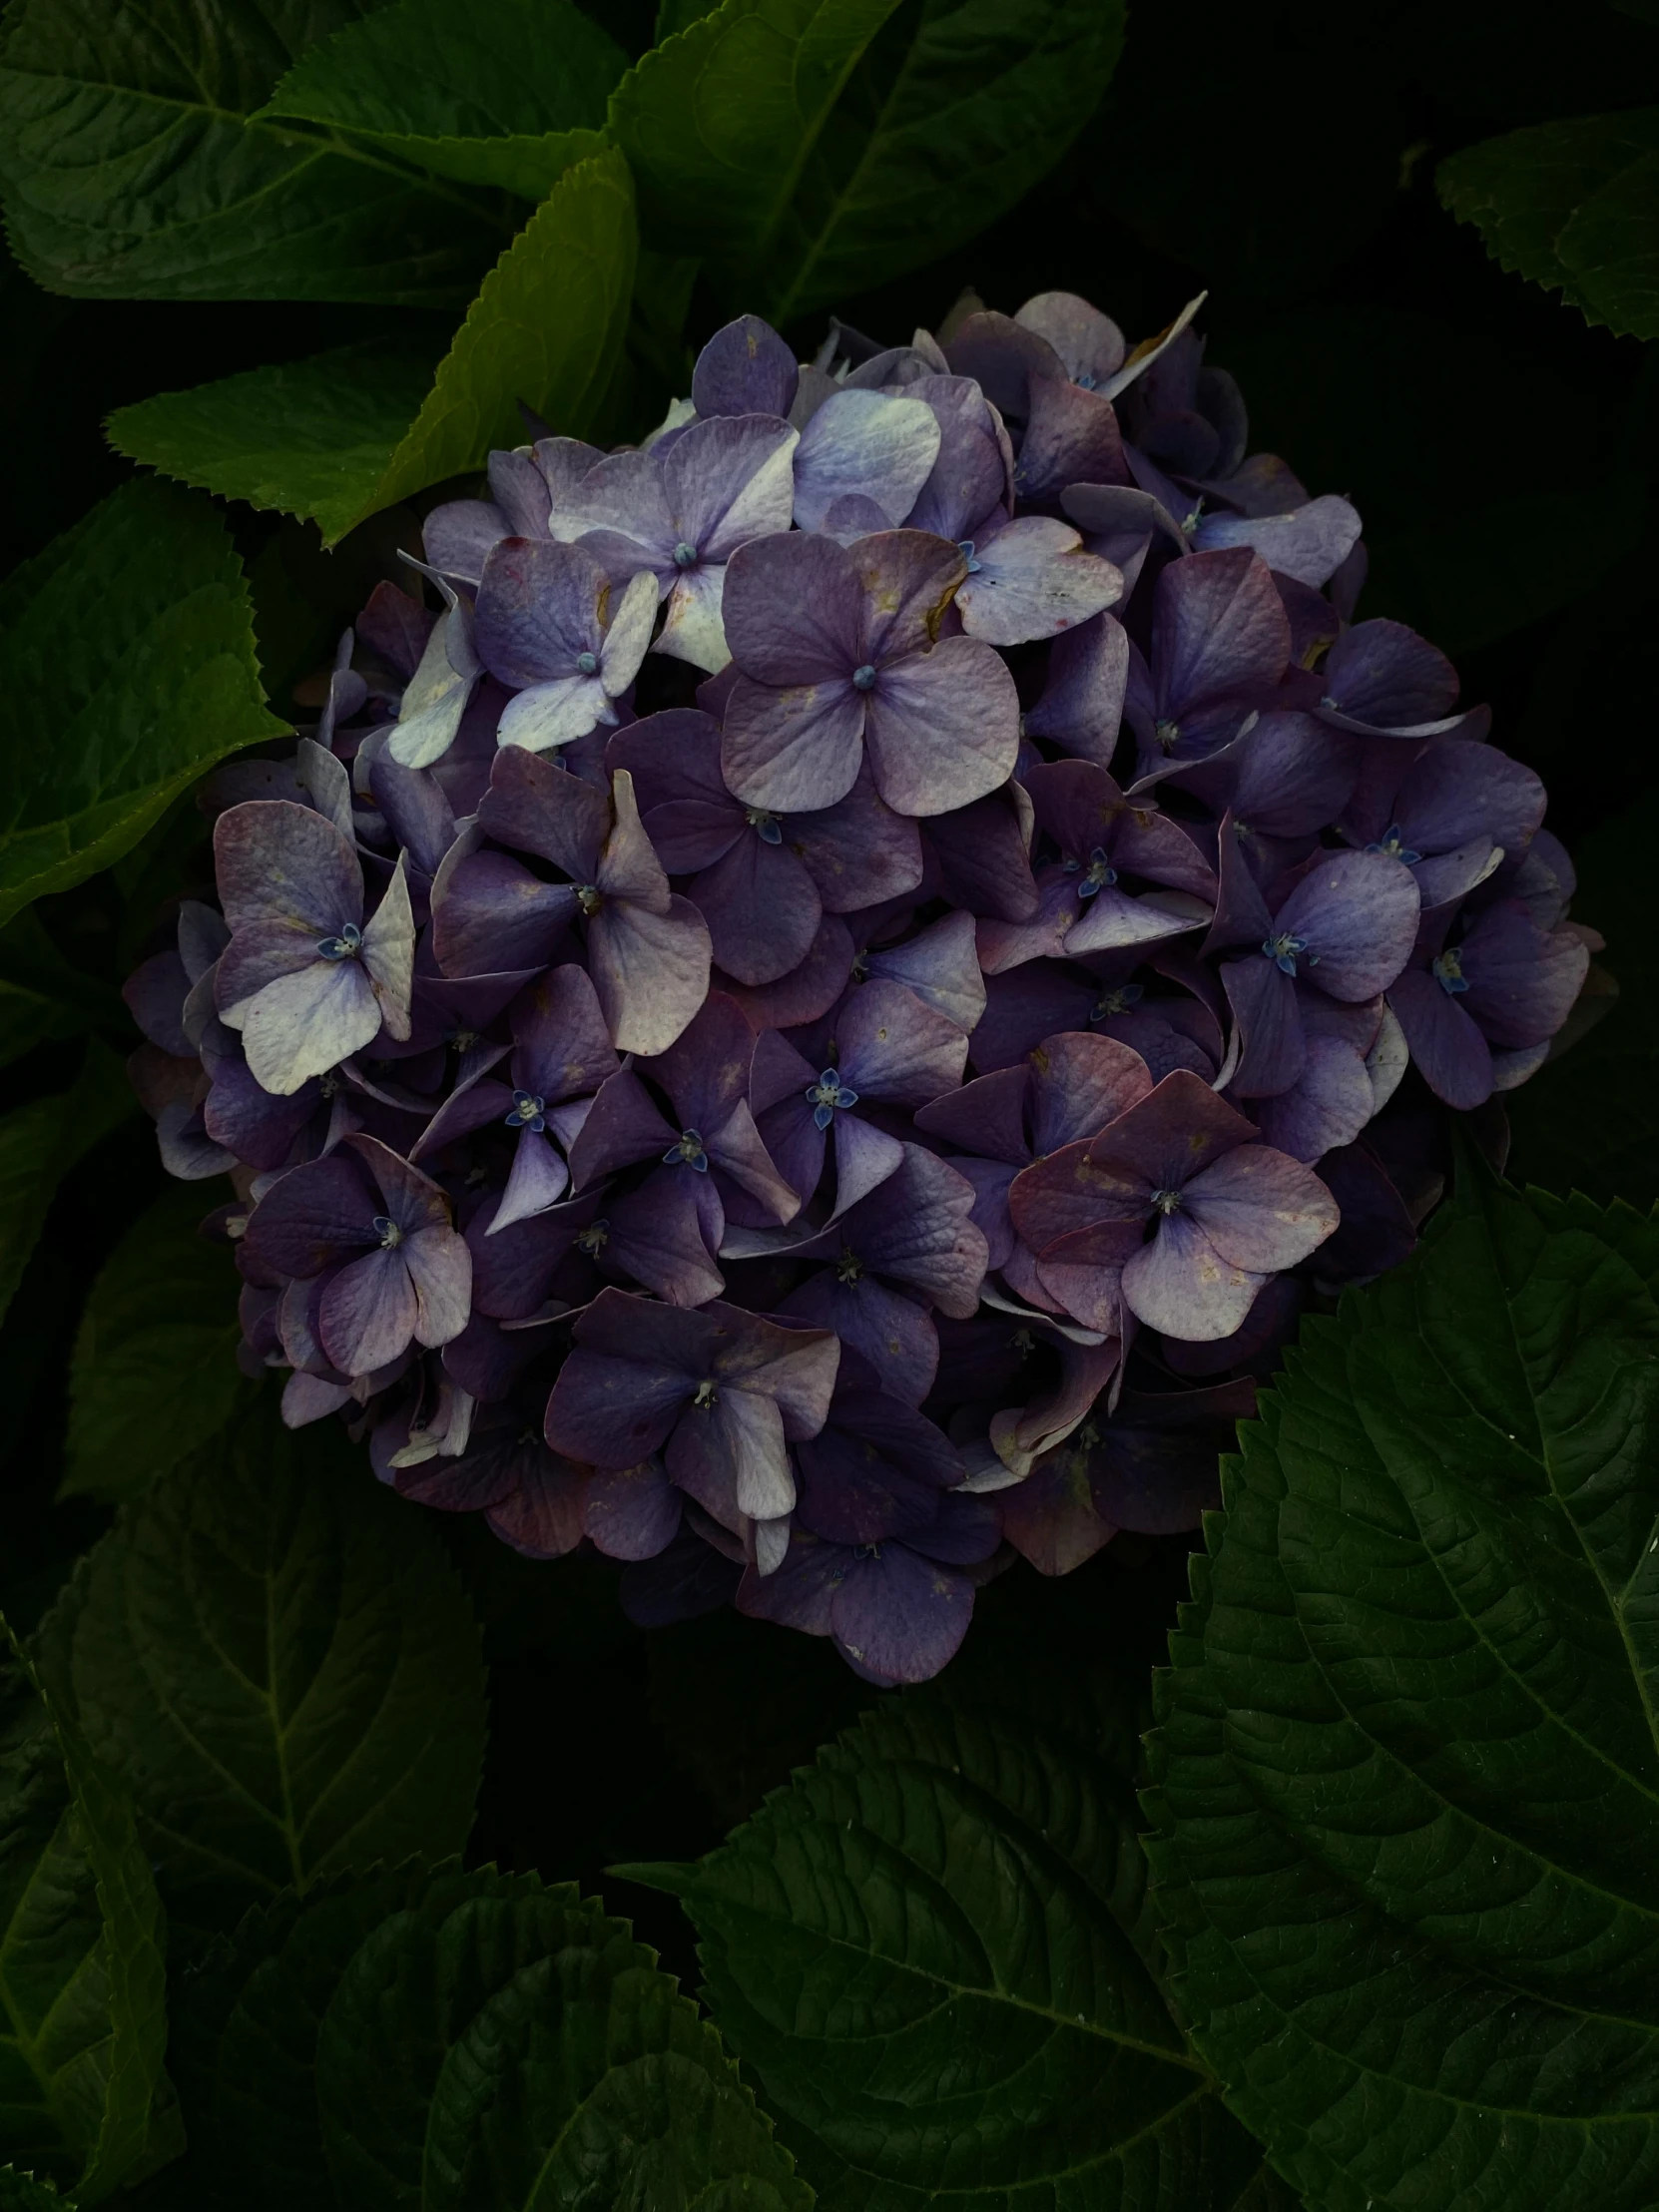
<box><xmin>125</xmin><ymin>276</ymin><xmax>1600</xmax><ymax>1683</ymax></box>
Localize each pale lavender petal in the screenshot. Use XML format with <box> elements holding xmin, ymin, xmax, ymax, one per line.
<box><xmin>422</xmin><ymin>498</ymin><xmax>507</xmax><ymax>584</ymax></box>
<box><xmin>1016</xmin><ymin>291</ymin><xmax>1126</xmax><ymax>384</ymax></box>
<box><xmin>403</xmin><ymin>1223</ymin><xmax>472</xmax><ymax>1346</ymax></box>
<box><xmin>488</xmin><ymin>1126</ymin><xmax>571</xmax><ymax>1233</ymax></box>
<box><xmin>234</xmin><ymin>956</ymin><xmax>383</xmax><ymax>1096</ymax></box>
<box><xmin>587</xmin><ymin>891</ymin><xmax>712</xmax><ymax>1055</ymax></box>
<box><xmin>862</xmin><ymin>911</ymin><xmax>985</xmax><ymax>1033</ymax></box>
<box><xmin>1275</xmin><ymin>847</ymin><xmax>1420</xmax><ymax>999</ymax></box>
<box><xmin>1122</xmin><ymin>1209</ymin><xmax>1267</xmax><ymax>1342</ymax></box>
<box><xmin>721</xmin><ymin>675</ymin><xmax>866</xmax><ymax>813</ymax></box>
<box><xmin>1192</xmin><ymin>494</ymin><xmax>1363</xmax><ymax>587</ymax></box>
<box><xmin>956</xmin><ymin>517</ymin><xmax>1122</xmax><ymax>647</ymax></box>
<box><xmin>359</xmin><ymin>857</ymin><xmax>414</xmax><ymax>1041</ymax></box>
<box><xmin>852</xmin><ymin>529</ymin><xmax>967</xmax><ymax>663</ymax></box>
<box><xmin>1180</xmin><ymin>1143</ymin><xmax>1338</xmax><ymax>1271</ymax></box>
<box><xmin>214</xmin><ymin>799</ymin><xmax>362</xmax><ymax>934</ymax></box>
<box><xmin>1251</xmin><ymin>1032</ymin><xmax>1377</xmax><ymax>1161</ymax></box>
<box><xmin>319</xmin><ymin>1246</ymin><xmax>418</xmax><ymax>1377</ymax></box>
<box><xmin>722</xmin><ymin>530</ymin><xmax>862</xmax><ymax>682</ymax></box>
<box><xmin>861</xmin><ymin>636</ymin><xmax>1020</xmax><ymax>817</ymax></box>
<box><xmin>656</xmin><ymin>562</ymin><xmax>732</xmax><ymax>673</ymax></box>
<box><xmin>667</xmin><ymin>414</ymin><xmax>799</xmax><ymax>563</ymax></box>
<box><xmin>691</xmin><ymin>314</ymin><xmax>799</xmax><ymax>419</ymax></box>
<box><xmin>548</xmin><ymin>447</ymin><xmax>675</xmax><ymax>562</ymax></box>
<box><xmin>793</xmin><ymin>389</ymin><xmax>941</xmax><ymax>532</ymax></box>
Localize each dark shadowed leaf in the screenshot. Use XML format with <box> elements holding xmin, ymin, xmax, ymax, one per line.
<box><xmin>108</xmin><ymin>151</ymin><xmax>636</xmax><ymax>544</ymax></box>
<box><xmin>0</xmin><ymin>2171</ymin><xmax>74</xmax><ymax>2209</ymax></box>
<box><xmin>1439</xmin><ymin>107</ymin><xmax>1659</xmax><ymax>337</ymax></box>
<box><xmin>0</xmin><ymin>1044</ymin><xmax>138</xmax><ymax>1330</ymax></box>
<box><xmin>0</xmin><ymin>0</ymin><xmax>520</xmax><ymax>303</ymax></box>
<box><xmin>36</xmin><ymin>1404</ymin><xmax>487</xmax><ymax>1949</ymax></box>
<box><xmin>261</xmin><ymin>0</ymin><xmax>624</xmax><ymax>200</ymax></box>
<box><xmin>611</xmin><ymin>0</ymin><xmax>1125</xmax><ymax>323</ymax></box>
<box><xmin>0</xmin><ymin>480</ymin><xmax>285</xmax><ymax>926</ymax></box>
<box><xmin>0</xmin><ymin>914</ymin><xmax>123</xmax><ymax>1077</ymax></box>
<box><xmin>1146</xmin><ymin>1175</ymin><xmax>1659</xmax><ymax>2211</ymax></box>
<box><xmin>0</xmin><ymin>1621</ymin><xmax>169</xmax><ymax>2203</ymax></box>
<box><xmin>173</xmin><ymin>1862</ymin><xmax>813</xmax><ymax>2211</ymax></box>
<box><xmin>62</xmin><ymin>1185</ymin><xmax>253</xmax><ymax>1507</ymax></box>
<box><xmin>624</xmin><ymin>1643</ymin><xmax>1274</xmax><ymax>2208</ymax></box>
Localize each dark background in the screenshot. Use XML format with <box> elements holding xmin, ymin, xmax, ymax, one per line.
<box><xmin>4</xmin><ymin>0</ymin><xmax>1655</xmax><ymax>1984</ymax></box>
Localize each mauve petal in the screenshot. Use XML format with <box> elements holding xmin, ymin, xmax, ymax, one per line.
<box><xmin>723</xmin><ymin>530</ymin><xmax>862</xmax><ymax>683</ymax></box>
<box><xmin>488</xmin><ymin>448</ymin><xmax>551</xmax><ymax>538</ymax></box>
<box><xmin>1088</xmin><ymin>1066</ymin><xmax>1257</xmax><ymax>1193</ymax></box>
<box><xmin>545</xmin><ymin>1345</ymin><xmax>692</xmax><ymax>1467</ymax></box>
<box><xmin>124</xmin><ymin>948</ymin><xmax>193</xmax><ymax>1056</ymax></box>
<box><xmin>793</xmin><ymin>390</ymin><xmax>941</xmax><ymax>532</ymax></box>
<box><xmin>369</xmin><ymin>758</ymin><xmax>456</xmax><ymax>877</ymax></box>
<box><xmin>1009</xmin><ymin>1139</ymin><xmax>1148</xmax><ymax>1253</ymax></box>
<box><xmin>343</xmin><ymin>1133</ymin><xmax>450</xmax><ymax>1236</ymax></box>
<box><xmin>1000</xmin><ymin>1452</ymin><xmax>1117</xmax><ymax>1577</ymax></box>
<box><xmin>861</xmin><ymin>636</ymin><xmax>1021</xmax><ymax>817</ymax></box>
<box><xmin>863</xmin><ymin>911</ymin><xmax>986</xmax><ymax>1034</ymax></box>
<box><xmin>691</xmin><ymin>830</ymin><xmax>823</xmax><ymax>985</ymax></box>
<box><xmin>1022</xmin><ymin>611</ymin><xmax>1130</xmax><ymax>772</ymax></box>
<box><xmin>1017</xmin><ymin>291</ymin><xmax>1126</xmax><ymax>383</ymax></box>
<box><xmin>1122</xmin><ymin>1210</ymin><xmax>1267</xmax><ymax>1342</ymax></box>
<box><xmin>1014</xmin><ymin>374</ymin><xmax>1128</xmax><ymax>501</ymax></box>
<box><xmin>512</xmin><ymin>963</ymin><xmax>619</xmax><ymax>1104</ymax></box>
<box><xmin>1029</xmin><ymin>1029</ymin><xmax>1154</xmax><ymax>1152</ymax></box>
<box><xmin>692</xmin><ymin>314</ymin><xmax>800</xmax><ymax>419</ymax></box>
<box><xmin>957</xmin><ymin>517</ymin><xmax>1122</xmax><ymax>647</ymax></box>
<box><xmin>476</xmin><ymin>537</ymin><xmax>607</xmax><ymax>686</ymax></box>
<box><xmin>1153</xmin><ymin>548</ymin><xmax>1289</xmax><ymax>718</ymax></box>
<box><xmin>237</xmin><ymin>955</ymin><xmax>384</xmax><ymax>1096</ymax></box>
<box><xmin>584</xmin><ymin>1457</ymin><xmax>683</xmax><ymax>1560</ymax></box>
<box><xmin>989</xmin><ymin>1335</ymin><xmax>1121</xmax><ymax>1477</ymax></box>
<box><xmin>656</xmin><ymin>562</ymin><xmax>732</xmax><ymax>674</ymax></box>
<box><xmin>790</xmin><ymin>768</ymin><xmax>924</xmax><ymax>912</ymax></box>
<box><xmin>1063</xmin><ymin>884</ymin><xmax>1210</xmax><ymax>960</ymax></box>
<box><xmin>721</xmin><ymin>674</ymin><xmax>866</xmax><ymax>814</ymax></box>
<box><xmin>359</xmin><ymin>858</ymin><xmax>414</xmax><ymax>1041</ymax></box>
<box><xmin>422</xmin><ymin>498</ymin><xmax>508</xmax><ymax>585</ymax></box>
<box><xmin>1252</xmin><ymin>1031</ymin><xmax>1377</xmax><ymax>1161</ymax></box>
<box><xmin>402</xmin><ymin>1222</ymin><xmax>472</xmax><ymax>1345</ymax></box>
<box><xmin>587</xmin><ymin>890</ymin><xmax>712</xmax><ymax>1055</ymax></box>
<box><xmin>667</xmin><ymin>414</ymin><xmax>799</xmax><ymax>563</ymax></box>
<box><xmin>215</xmin><ymin>800</ymin><xmax>362</xmax><ymax>934</ymax></box>
<box><xmin>318</xmin><ymin>1246</ymin><xmax>418</xmax><ymax>1376</ymax></box>
<box><xmin>1192</xmin><ymin>494</ymin><xmax>1363</xmax><ymax>588</ymax></box>
<box><xmin>784</xmin><ymin>1270</ymin><xmax>938</xmax><ymax>1407</ymax></box>
<box><xmin>604</xmin><ymin>1170</ymin><xmax>725</xmax><ymax>1307</ymax></box>
<box><xmin>488</xmin><ymin>1458</ymin><xmax>590</xmax><ymax>1559</ymax></box>
<box><xmin>951</xmin><ymin>1156</ymin><xmax>1018</xmax><ymax>1267</ymax></box>
<box><xmin>1324</xmin><ymin>618</ymin><xmax>1458</xmax><ymax>728</ymax></box>
<box><xmin>549</xmin><ymin>447</ymin><xmax>675</xmax><ymax>561</ymax></box>
<box><xmin>719</xmin><ymin>911</ymin><xmax>855</xmax><ymax>1032</ymax></box>
<box><xmin>488</xmin><ymin>1126</ymin><xmax>571</xmax><ymax>1234</ymax></box>
<box><xmin>914</xmin><ymin>1063</ymin><xmax>1030</xmax><ymax>1163</ymax></box>
<box><xmin>215</xmin><ymin>917</ymin><xmax>325</xmax><ymax>1013</ymax></box>
<box><xmin>1275</xmin><ymin>847</ymin><xmax>1419</xmax><ymax>999</ymax></box>
<box><xmin>903</xmin><ymin>375</ymin><xmax>1011</xmax><ymax>541</ymax></box>
<box><xmin>244</xmin><ymin>1150</ymin><xmax>377</xmax><ymax>1277</ymax></box>
<box><xmin>204</xmin><ymin>1055</ymin><xmax>319</xmax><ymax>1171</ymax></box>
<box><xmin>1221</xmin><ymin>953</ymin><xmax>1307</xmax><ymax>1098</ymax></box>
<box><xmin>834</xmin><ymin>976</ymin><xmax>968</xmax><ymax>1105</ymax></box>
<box><xmin>853</xmin><ymin>529</ymin><xmax>966</xmax><ymax>664</ymax></box>
<box><xmin>1461</xmin><ymin>903</ymin><xmax>1589</xmax><ymax>1048</ymax></box>
<box><xmin>430</xmin><ymin>850</ymin><xmax>577</xmax><ymax>976</ymax></box>
<box><xmin>1181</xmin><ymin>1143</ymin><xmax>1337</xmax><ymax>1271</ymax></box>
<box><xmin>830</xmin><ymin>1544</ymin><xmax>973</xmax><ymax>1684</ymax></box>
<box><xmin>478</xmin><ymin>745</ymin><xmax>611</xmax><ymax>878</ymax></box>
<box><xmin>1032</xmin><ymin>1232</ymin><xmax>1132</xmax><ymax>1337</ymax></box>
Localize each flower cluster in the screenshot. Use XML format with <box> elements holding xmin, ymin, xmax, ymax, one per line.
<box><xmin>126</xmin><ymin>292</ymin><xmax>1597</xmax><ymax>1683</ymax></box>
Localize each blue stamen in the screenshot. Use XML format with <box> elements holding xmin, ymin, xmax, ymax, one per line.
<box><xmin>1262</xmin><ymin>930</ymin><xmax>1317</xmax><ymax>977</ymax></box>
<box><xmin>1090</xmin><ymin>983</ymin><xmax>1144</xmax><ymax>1020</ymax></box>
<box><xmin>851</xmin><ymin>663</ymin><xmax>877</xmax><ymax>691</ymax></box>
<box><xmin>663</xmin><ymin>1128</ymin><xmax>709</xmax><ymax>1171</ymax></box>
<box><xmin>672</xmin><ymin>541</ymin><xmax>698</xmax><ymax>569</ymax></box>
<box><xmin>1076</xmin><ymin>845</ymin><xmax>1117</xmax><ymax>899</ymax></box>
<box><xmin>373</xmin><ymin>1214</ymin><xmax>403</xmax><ymax>1249</ymax></box>
<box><xmin>1368</xmin><ymin>823</ymin><xmax>1423</xmax><ymax>865</ymax></box>
<box><xmin>505</xmin><ymin>1089</ymin><xmax>547</xmax><ymax>1134</ymax></box>
<box><xmin>316</xmin><ymin>922</ymin><xmax>362</xmax><ymax>960</ymax></box>
<box><xmin>747</xmin><ymin>808</ymin><xmax>784</xmax><ymax>844</ymax></box>
<box><xmin>1432</xmin><ymin>947</ymin><xmax>1469</xmax><ymax>995</ymax></box>
<box><xmin>575</xmin><ymin>650</ymin><xmax>599</xmax><ymax>676</ymax></box>
<box><xmin>806</xmin><ymin>1068</ymin><xmax>859</xmax><ymax>1131</ymax></box>
<box><xmin>956</xmin><ymin>538</ymin><xmax>983</xmax><ymax>574</ymax></box>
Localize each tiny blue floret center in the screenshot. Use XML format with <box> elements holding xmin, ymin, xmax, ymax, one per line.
<box><xmin>807</xmin><ymin>1069</ymin><xmax>859</xmax><ymax>1130</ymax></box>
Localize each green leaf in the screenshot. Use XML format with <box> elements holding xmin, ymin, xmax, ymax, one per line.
<box><xmin>1145</xmin><ymin>1177</ymin><xmax>1659</xmax><ymax>2211</ymax></box>
<box><xmin>0</xmin><ymin>1619</ymin><xmax>169</xmax><ymax>2204</ymax></box>
<box><xmin>261</xmin><ymin>0</ymin><xmax>625</xmax><ymax>200</ymax></box>
<box><xmin>108</xmin><ymin>150</ymin><xmax>637</xmax><ymax>545</ymax></box>
<box><xmin>174</xmin><ymin>1863</ymin><xmax>813</xmax><ymax>2211</ymax></box>
<box><xmin>62</xmin><ymin>1185</ymin><xmax>254</xmax><ymax>1507</ymax></box>
<box><xmin>0</xmin><ymin>2170</ymin><xmax>73</xmax><ymax>2210</ymax></box>
<box><xmin>654</xmin><ymin>1643</ymin><xmax>1272</xmax><ymax>2208</ymax></box>
<box><xmin>37</xmin><ymin>1403</ymin><xmax>487</xmax><ymax>1949</ymax></box>
<box><xmin>0</xmin><ymin>1044</ymin><xmax>138</xmax><ymax>1331</ymax></box>
<box><xmin>0</xmin><ymin>914</ymin><xmax>122</xmax><ymax>1077</ymax></box>
<box><xmin>0</xmin><ymin>479</ymin><xmax>286</xmax><ymax>927</ymax></box>
<box><xmin>0</xmin><ymin>0</ymin><xmax>524</xmax><ymax>303</ymax></box>
<box><xmin>1438</xmin><ymin>107</ymin><xmax>1659</xmax><ymax>338</ymax></box>
<box><xmin>611</xmin><ymin>0</ymin><xmax>1125</xmax><ymax>323</ymax></box>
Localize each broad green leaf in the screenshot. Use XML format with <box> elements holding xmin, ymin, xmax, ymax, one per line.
<box><xmin>1145</xmin><ymin>1177</ymin><xmax>1659</xmax><ymax>2211</ymax></box>
<box><xmin>37</xmin><ymin>1403</ymin><xmax>487</xmax><ymax>1948</ymax></box>
<box><xmin>173</xmin><ymin>1863</ymin><xmax>813</xmax><ymax>2211</ymax></box>
<box><xmin>262</xmin><ymin>0</ymin><xmax>624</xmax><ymax>200</ymax></box>
<box><xmin>108</xmin><ymin>151</ymin><xmax>637</xmax><ymax>545</ymax></box>
<box><xmin>611</xmin><ymin>0</ymin><xmax>1125</xmax><ymax>322</ymax></box>
<box><xmin>632</xmin><ymin>1644</ymin><xmax>1272</xmax><ymax>2208</ymax></box>
<box><xmin>0</xmin><ymin>479</ymin><xmax>285</xmax><ymax>927</ymax></box>
<box><xmin>0</xmin><ymin>914</ymin><xmax>122</xmax><ymax>1077</ymax></box>
<box><xmin>62</xmin><ymin>1185</ymin><xmax>254</xmax><ymax>1507</ymax></box>
<box><xmin>0</xmin><ymin>2170</ymin><xmax>74</xmax><ymax>2209</ymax></box>
<box><xmin>0</xmin><ymin>1620</ymin><xmax>168</xmax><ymax>2204</ymax></box>
<box><xmin>0</xmin><ymin>0</ymin><xmax>523</xmax><ymax>303</ymax></box>
<box><xmin>1438</xmin><ymin>107</ymin><xmax>1659</xmax><ymax>338</ymax></box>
<box><xmin>0</xmin><ymin>1044</ymin><xmax>138</xmax><ymax>1330</ymax></box>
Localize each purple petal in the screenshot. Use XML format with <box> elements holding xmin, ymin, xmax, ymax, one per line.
<box><xmin>690</xmin><ymin>829</ymin><xmax>823</xmax><ymax>985</ymax></box>
<box><xmin>1029</xmin><ymin>1030</ymin><xmax>1155</xmax><ymax>1152</ymax></box>
<box><xmin>1386</xmin><ymin>965</ymin><xmax>1493</xmax><ymax>1109</ymax></box>
<box><xmin>1274</xmin><ymin>847</ymin><xmax>1420</xmax><ymax>999</ymax></box>
<box><xmin>852</xmin><ymin>529</ymin><xmax>967</xmax><ymax>663</ymax></box>
<box><xmin>956</xmin><ymin>517</ymin><xmax>1122</xmax><ymax>648</ymax></box>
<box><xmin>214</xmin><ymin>799</ymin><xmax>362</xmax><ymax>935</ymax></box>
<box><xmin>836</xmin><ymin>976</ymin><xmax>968</xmax><ymax>1105</ymax></box>
<box><xmin>668</xmin><ymin>1382</ymin><xmax>795</xmax><ymax>1525</ymax></box>
<box><xmin>793</xmin><ymin>390</ymin><xmax>941</xmax><ymax>532</ymax></box>
<box><xmin>861</xmin><ymin>635</ymin><xmax>1020</xmax><ymax>817</ymax></box>
<box><xmin>477</xmin><ymin>745</ymin><xmax>611</xmax><ymax>880</ymax></box>
<box><xmin>422</xmin><ymin>498</ymin><xmax>508</xmax><ymax>586</ymax></box>
<box><xmin>923</xmin><ymin>786</ymin><xmax>1040</xmax><ymax>923</ymax></box>
<box><xmin>544</xmin><ymin>1348</ymin><xmax>693</xmax><ymax>1468</ymax></box>
<box><xmin>431</xmin><ymin>849</ymin><xmax>579</xmax><ymax>975</ymax></box>
<box><xmin>1221</xmin><ymin>953</ymin><xmax>1307</xmax><ymax>1098</ymax></box>
<box><xmin>790</xmin><ymin>766</ymin><xmax>924</xmax><ymax>913</ymax></box>
<box><xmin>1251</xmin><ymin>1030</ymin><xmax>1377</xmax><ymax>1161</ymax></box>
<box><xmin>476</xmin><ymin>537</ymin><xmax>608</xmax><ymax>687</ymax></box>
<box><xmin>666</xmin><ymin>414</ymin><xmax>799</xmax><ymax>564</ymax></box>
<box><xmin>230</xmin><ymin>954</ymin><xmax>385</xmax><ymax>1096</ymax></box>
<box><xmin>1323</xmin><ymin>618</ymin><xmax>1458</xmax><ymax>730</ymax></box>
<box><xmin>716</xmin><ymin>911</ymin><xmax>855</xmax><ymax>1030</ymax></box>
<box><xmin>863</xmin><ymin>912</ymin><xmax>985</xmax><ymax>1034</ymax></box>
<box><xmin>1180</xmin><ymin>1143</ymin><xmax>1338</xmax><ymax>1271</ymax></box>
<box><xmin>402</xmin><ymin>1222</ymin><xmax>472</xmax><ymax>1345</ymax></box>
<box><xmin>584</xmin><ymin>1458</ymin><xmax>683</xmax><ymax>1560</ymax></box>
<box><xmin>603</xmin><ymin>1169</ymin><xmax>725</xmax><ymax>1307</ymax></box>
<box><xmin>834</xmin><ymin>1144</ymin><xmax>988</xmax><ymax>1315</ymax></box>
<box><xmin>587</xmin><ymin>890</ymin><xmax>712</xmax><ymax>1056</ymax></box>
<box><xmin>692</xmin><ymin>314</ymin><xmax>800</xmax><ymax>419</ymax></box>
<box><xmin>723</xmin><ymin>530</ymin><xmax>862</xmax><ymax>683</ymax></box>
<box><xmin>1192</xmin><ymin>494</ymin><xmax>1363</xmax><ymax>588</ymax></box>
<box><xmin>830</xmin><ymin>1544</ymin><xmax>974</xmax><ymax>1684</ymax></box>
<box><xmin>1153</xmin><ymin>547</ymin><xmax>1290</xmax><ymax>718</ymax></box>
<box><xmin>318</xmin><ymin>1246</ymin><xmax>418</xmax><ymax>1377</ymax></box>
<box><xmin>1015</xmin><ymin>291</ymin><xmax>1126</xmax><ymax>385</ymax></box>
<box><xmin>513</xmin><ymin>962</ymin><xmax>620</xmax><ymax>1104</ymax></box>
<box><xmin>488</xmin><ymin>1126</ymin><xmax>571</xmax><ymax>1233</ymax></box>
<box><xmin>242</xmin><ymin>1150</ymin><xmax>376</xmax><ymax>1277</ymax></box>
<box><xmin>722</xmin><ymin>673</ymin><xmax>866</xmax><ymax>814</ymax></box>
<box><xmin>784</xmin><ymin>1270</ymin><xmax>939</xmax><ymax>1407</ymax></box>
<box><xmin>1014</xmin><ymin>375</ymin><xmax>1128</xmax><ymax>502</ymax></box>
<box><xmin>902</xmin><ymin>375</ymin><xmax>1012</xmax><ymax>541</ymax></box>
<box><xmin>1021</xmin><ymin>611</ymin><xmax>1130</xmax><ymax>772</ymax></box>
<box><xmin>1087</xmin><ymin>1066</ymin><xmax>1258</xmax><ymax>1194</ymax></box>
<box><xmin>488</xmin><ymin>1457</ymin><xmax>590</xmax><ymax>1558</ymax></box>
<box><xmin>1122</xmin><ymin>1210</ymin><xmax>1267</xmax><ymax>1342</ymax></box>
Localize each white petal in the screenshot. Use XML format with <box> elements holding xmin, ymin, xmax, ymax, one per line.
<box><xmin>361</xmin><ymin>855</ymin><xmax>415</xmax><ymax>1041</ymax></box>
<box><xmin>239</xmin><ymin>958</ymin><xmax>383</xmax><ymax>1095</ymax></box>
<box><xmin>496</xmin><ymin>675</ymin><xmax>609</xmax><ymax>752</ymax></box>
<box><xmin>793</xmin><ymin>389</ymin><xmax>941</xmax><ymax>531</ymax></box>
<box><xmin>601</xmin><ymin>567</ymin><xmax>662</xmax><ymax>692</ymax></box>
<box><xmin>654</xmin><ymin>564</ymin><xmax>731</xmax><ymax>673</ymax></box>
